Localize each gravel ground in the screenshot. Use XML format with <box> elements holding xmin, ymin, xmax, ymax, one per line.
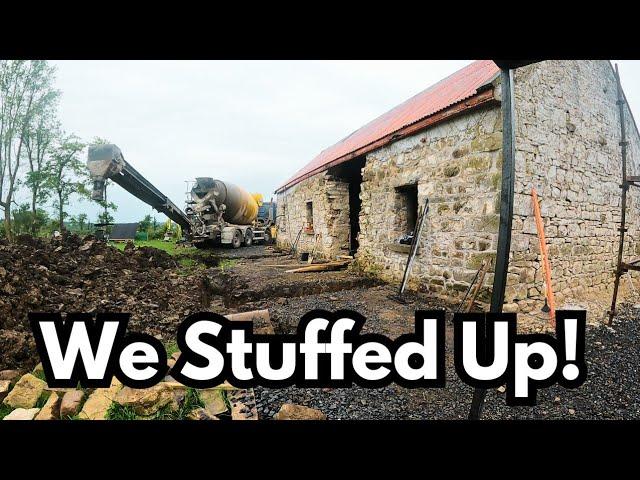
<box><xmin>255</xmin><ymin>289</ymin><xmax>640</xmax><ymax>420</ymax></box>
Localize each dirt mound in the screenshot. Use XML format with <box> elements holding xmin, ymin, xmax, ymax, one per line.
<box><xmin>0</xmin><ymin>329</ymin><xmax>36</xmax><ymax>372</ymax></box>
<box><xmin>0</xmin><ymin>234</ymin><xmax>206</xmax><ymax>370</ymax></box>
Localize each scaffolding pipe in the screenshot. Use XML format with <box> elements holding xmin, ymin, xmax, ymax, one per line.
<box><xmin>468</xmin><ymin>67</ymin><xmax>516</xmax><ymax>420</ymax></box>
<box><xmin>608</xmin><ymin>64</ymin><xmax>629</xmax><ymax>325</ymax></box>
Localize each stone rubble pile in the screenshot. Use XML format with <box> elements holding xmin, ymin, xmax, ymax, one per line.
<box><xmin>1</xmin><ymin>354</ymin><xmax>326</xmax><ymax>421</ymax></box>
<box><xmin>0</xmin><ymin>233</ymin><xmax>205</xmax><ymax>371</ymax></box>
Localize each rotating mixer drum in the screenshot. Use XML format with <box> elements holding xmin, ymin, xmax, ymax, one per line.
<box><xmin>191</xmin><ymin>177</ymin><xmax>259</xmax><ymax>225</ymax></box>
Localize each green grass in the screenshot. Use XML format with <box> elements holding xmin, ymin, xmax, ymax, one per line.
<box><xmin>154</xmin><ymin>388</ymin><xmax>204</xmax><ymax>420</ymax></box>
<box><xmin>219</xmin><ymin>259</ymin><xmax>237</xmax><ymax>271</ymax></box>
<box><xmin>35</xmin><ymin>391</ymin><xmax>51</xmax><ymax>409</ymax></box>
<box><xmin>106</xmin><ymin>403</ymin><xmax>139</xmax><ymax>420</ymax></box>
<box><xmin>105</xmin><ymin>388</ymin><xmax>205</xmax><ymax>420</ymax></box>
<box><xmin>222</xmin><ymin>391</ymin><xmax>232</xmax><ymax>412</ymax></box>
<box><xmin>110</xmin><ymin>239</ymin><xmax>188</xmax><ymax>255</ymax></box>
<box><xmin>176</xmin><ymin>260</ymin><xmax>207</xmax><ymax>278</ymax></box>
<box><xmin>0</xmin><ymin>403</ymin><xmax>13</xmax><ymax>420</ymax></box>
<box><xmin>178</xmin><ymin>257</ymin><xmax>197</xmax><ymax>267</ymax></box>
<box><xmin>165</xmin><ymin>340</ymin><xmax>180</xmax><ymax>359</ymax></box>
<box><xmin>109</xmin><ymin>239</ymin><xmax>200</xmax><ymax>256</ymax></box>
<box><xmin>109</xmin><ymin>239</ymin><xmax>236</xmax><ymax>274</ymax></box>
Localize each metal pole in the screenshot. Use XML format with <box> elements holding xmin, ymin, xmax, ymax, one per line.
<box><xmin>608</xmin><ymin>64</ymin><xmax>628</xmax><ymax>325</ymax></box>
<box><xmin>468</xmin><ymin>67</ymin><xmax>516</xmax><ymax>420</ymax></box>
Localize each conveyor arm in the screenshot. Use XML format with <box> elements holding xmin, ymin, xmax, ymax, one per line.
<box><xmin>87</xmin><ymin>144</ymin><xmax>192</xmax><ymax>231</ymax></box>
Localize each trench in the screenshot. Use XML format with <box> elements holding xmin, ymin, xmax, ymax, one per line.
<box><xmin>220</xmin><ymin>276</ymin><xmax>380</xmax><ymax>308</ymax></box>
<box><xmin>177</xmin><ymin>245</ymin><xmax>289</xmax><ymax>268</ymax></box>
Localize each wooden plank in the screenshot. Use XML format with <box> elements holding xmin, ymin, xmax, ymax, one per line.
<box><xmin>465</xmin><ymin>259</ymin><xmax>491</xmax><ymax>312</ymax></box>
<box><xmin>225</xmin><ymin>309</ymin><xmax>274</xmax><ymax>335</ymax></box>
<box><xmin>308</xmin><ymin>233</ymin><xmax>320</xmax><ymax>264</ymax></box>
<box><xmin>532</xmin><ymin>188</ymin><xmax>556</xmax><ymax>326</ymax></box>
<box><xmin>285</xmin><ymin>260</ymin><xmax>351</xmax><ymax>273</ymax></box>
<box><xmin>263</xmin><ymin>264</ymin><xmax>304</xmax><ymax>268</ymax></box>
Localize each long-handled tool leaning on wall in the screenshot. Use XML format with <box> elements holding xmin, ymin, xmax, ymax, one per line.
<box><xmin>398</xmin><ymin>198</ymin><xmax>430</xmax><ymax>298</ymax></box>
<box><xmin>532</xmin><ymin>188</ymin><xmax>556</xmax><ymax>328</ymax></box>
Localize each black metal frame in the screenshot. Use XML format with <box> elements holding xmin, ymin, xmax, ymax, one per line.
<box><xmin>609</xmin><ymin>64</ymin><xmax>632</xmax><ymax>324</ymax></box>
<box><xmin>468</xmin><ymin>67</ymin><xmax>517</xmax><ymax>420</ymax></box>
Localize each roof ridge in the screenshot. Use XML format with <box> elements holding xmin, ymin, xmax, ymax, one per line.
<box><xmin>276</xmin><ymin>60</ymin><xmax>500</xmax><ymax>192</ymax></box>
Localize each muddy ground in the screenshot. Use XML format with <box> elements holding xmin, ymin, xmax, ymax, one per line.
<box><xmin>1</xmin><ymin>234</ymin><xmax>638</xmax><ymax>419</ymax></box>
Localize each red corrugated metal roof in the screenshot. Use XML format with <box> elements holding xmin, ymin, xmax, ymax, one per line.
<box><xmin>277</xmin><ymin>60</ymin><xmax>500</xmax><ymax>192</ymax></box>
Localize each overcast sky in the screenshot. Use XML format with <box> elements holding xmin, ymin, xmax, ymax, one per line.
<box><xmin>17</xmin><ymin>60</ymin><xmax>640</xmax><ymax>223</ymax></box>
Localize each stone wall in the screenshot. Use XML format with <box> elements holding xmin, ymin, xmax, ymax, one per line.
<box><xmin>356</xmin><ymin>103</ymin><xmax>503</xmax><ymax>300</ymax></box>
<box><xmin>508</xmin><ymin>60</ymin><xmax>640</xmax><ymax>326</ymax></box>
<box><xmin>276</xmin><ymin>173</ymin><xmax>351</xmax><ymax>259</ymax></box>
<box><xmin>276</xmin><ymin>60</ymin><xmax>640</xmax><ymax>329</ymax></box>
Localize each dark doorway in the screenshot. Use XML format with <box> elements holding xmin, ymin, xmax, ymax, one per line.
<box><xmin>328</xmin><ymin>156</ymin><xmax>366</xmax><ymax>255</ymax></box>
<box><xmin>395</xmin><ymin>184</ymin><xmax>418</xmax><ymax>235</ymax></box>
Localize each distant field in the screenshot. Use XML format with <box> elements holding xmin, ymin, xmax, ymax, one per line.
<box><xmin>109</xmin><ymin>239</ymin><xmax>196</xmax><ymax>256</ymax></box>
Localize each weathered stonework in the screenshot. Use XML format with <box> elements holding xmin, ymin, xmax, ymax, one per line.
<box><xmin>276</xmin><ymin>173</ymin><xmax>351</xmax><ymax>259</ymax></box>
<box><xmin>356</xmin><ymin>105</ymin><xmax>502</xmax><ymax>299</ymax></box>
<box><xmin>508</xmin><ymin>60</ymin><xmax>640</xmax><ymax>327</ymax></box>
<box><xmin>276</xmin><ymin>60</ymin><xmax>640</xmax><ymax>328</ymax></box>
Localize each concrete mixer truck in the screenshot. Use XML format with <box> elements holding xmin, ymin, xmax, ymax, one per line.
<box><xmin>87</xmin><ymin>144</ymin><xmax>276</xmax><ymax>248</ymax></box>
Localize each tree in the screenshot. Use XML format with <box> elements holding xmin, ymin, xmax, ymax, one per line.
<box><xmin>67</xmin><ymin>215</ymin><xmax>79</xmax><ymax>232</ymax></box>
<box><xmin>24</xmin><ymin>90</ymin><xmax>60</xmax><ymax>235</ymax></box>
<box><xmin>95</xmin><ymin>197</ymin><xmax>117</xmax><ymax>229</ymax></box>
<box><xmin>97</xmin><ymin>209</ymin><xmax>114</xmax><ymax>225</ymax></box>
<box><xmin>90</xmin><ymin>136</ymin><xmax>110</xmax><ymax>146</ymax></box>
<box><xmin>96</xmin><ymin>208</ymin><xmax>114</xmax><ymax>235</ymax></box>
<box><xmin>11</xmin><ymin>202</ymin><xmax>50</xmax><ymax>235</ymax></box>
<box><xmin>138</xmin><ymin>214</ymin><xmax>153</xmax><ymax>232</ymax></box>
<box><xmin>45</xmin><ymin>133</ymin><xmax>88</xmax><ymax>231</ymax></box>
<box><xmin>0</xmin><ymin>60</ymin><xmax>57</xmax><ymax>240</ymax></box>
<box><xmin>77</xmin><ymin>212</ymin><xmax>88</xmax><ymax>232</ymax></box>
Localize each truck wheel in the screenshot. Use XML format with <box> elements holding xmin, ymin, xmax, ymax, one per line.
<box><xmin>244</xmin><ymin>229</ymin><xmax>253</xmax><ymax>247</ymax></box>
<box><xmin>232</xmin><ymin>229</ymin><xmax>243</xmax><ymax>249</ymax></box>
<box><xmin>264</xmin><ymin>229</ymin><xmax>272</xmax><ymax>245</ymax></box>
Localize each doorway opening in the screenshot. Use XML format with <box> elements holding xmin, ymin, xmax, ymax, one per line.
<box><xmin>328</xmin><ymin>156</ymin><xmax>366</xmax><ymax>255</ymax></box>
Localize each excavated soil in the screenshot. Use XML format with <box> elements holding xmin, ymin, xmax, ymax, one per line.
<box><xmin>0</xmin><ymin>234</ymin><xmax>205</xmax><ymax>369</ymax></box>
<box><xmin>210</xmin><ymin>255</ymin><xmax>380</xmax><ymax>309</ymax></box>
<box><xmin>0</xmin><ymin>235</ymin><xmax>380</xmax><ymax>370</ymax></box>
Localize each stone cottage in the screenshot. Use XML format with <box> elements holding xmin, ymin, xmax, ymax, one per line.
<box><xmin>275</xmin><ymin>60</ymin><xmax>640</xmax><ymax>325</ymax></box>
